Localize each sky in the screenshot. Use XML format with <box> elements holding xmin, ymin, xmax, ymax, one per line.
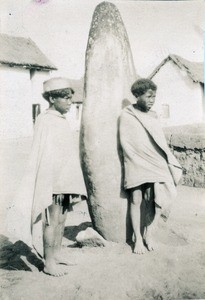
<box><xmin>0</xmin><ymin>0</ymin><xmax>204</xmax><ymax>79</ymax></box>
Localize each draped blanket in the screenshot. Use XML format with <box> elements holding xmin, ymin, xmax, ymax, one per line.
<box><xmin>8</xmin><ymin>110</ymin><xmax>87</xmax><ymax>257</ymax></box>
<box><xmin>119</xmin><ymin>105</ymin><xmax>182</xmax><ymax>218</ymax></box>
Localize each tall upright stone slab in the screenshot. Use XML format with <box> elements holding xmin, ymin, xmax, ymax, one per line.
<box><xmin>80</xmin><ymin>1</ymin><xmax>138</xmax><ymax>242</ymax></box>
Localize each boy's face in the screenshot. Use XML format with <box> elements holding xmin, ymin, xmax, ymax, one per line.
<box><xmin>51</xmin><ymin>89</ymin><xmax>73</xmax><ymax>114</ymax></box>
<box><xmin>136</xmin><ymin>89</ymin><xmax>156</xmax><ymax>112</ymax></box>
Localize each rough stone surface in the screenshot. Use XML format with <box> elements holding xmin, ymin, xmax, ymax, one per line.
<box><xmin>171</xmin><ymin>134</ymin><xmax>205</xmax><ymax>149</ymax></box>
<box><xmin>80</xmin><ymin>2</ymin><xmax>137</xmax><ymax>242</ymax></box>
<box><xmin>165</xmin><ymin>124</ymin><xmax>205</xmax><ymax>188</ymax></box>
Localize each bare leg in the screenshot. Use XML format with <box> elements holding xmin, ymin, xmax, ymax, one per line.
<box><xmin>131</xmin><ymin>187</ymin><xmax>146</xmax><ymax>254</ymax></box>
<box><xmin>43</xmin><ymin>204</ymin><xmax>68</xmax><ymax>276</ymax></box>
<box><xmin>53</xmin><ymin>204</ymin><xmax>76</xmax><ymax>266</ymax></box>
<box><xmin>143</xmin><ymin>185</ymin><xmax>160</xmax><ymax>251</ymax></box>
<box><xmin>144</xmin><ymin>204</ymin><xmax>161</xmax><ymax>251</ymax></box>
<box><xmin>53</xmin><ymin>206</ymin><xmax>67</xmax><ymax>262</ymax></box>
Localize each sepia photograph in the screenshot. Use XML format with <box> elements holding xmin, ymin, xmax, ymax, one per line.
<box><xmin>0</xmin><ymin>0</ymin><xmax>204</xmax><ymax>299</ymax></box>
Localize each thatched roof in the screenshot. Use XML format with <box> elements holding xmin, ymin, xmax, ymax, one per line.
<box><xmin>149</xmin><ymin>54</ymin><xmax>204</xmax><ymax>83</ymax></box>
<box><xmin>0</xmin><ymin>34</ymin><xmax>57</xmax><ymax>71</ymax></box>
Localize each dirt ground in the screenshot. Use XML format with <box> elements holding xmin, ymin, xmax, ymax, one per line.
<box><xmin>0</xmin><ymin>138</ymin><xmax>205</xmax><ymax>300</ymax></box>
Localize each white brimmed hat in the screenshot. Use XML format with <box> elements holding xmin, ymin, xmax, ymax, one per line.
<box><xmin>43</xmin><ymin>77</ymin><xmax>74</xmax><ymax>93</ymax></box>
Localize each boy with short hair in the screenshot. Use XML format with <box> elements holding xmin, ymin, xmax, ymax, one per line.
<box><xmin>119</xmin><ymin>78</ymin><xmax>182</xmax><ymax>254</ymax></box>
<box><xmin>9</xmin><ymin>77</ymin><xmax>87</xmax><ymax>276</ymax></box>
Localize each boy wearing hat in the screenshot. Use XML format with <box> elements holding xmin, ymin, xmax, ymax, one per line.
<box><xmin>9</xmin><ymin>77</ymin><xmax>87</xmax><ymax>276</ymax></box>
<box><xmin>119</xmin><ymin>78</ymin><xmax>182</xmax><ymax>255</ymax></box>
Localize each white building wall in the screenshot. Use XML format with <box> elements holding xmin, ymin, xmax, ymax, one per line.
<box><xmin>0</xmin><ymin>65</ymin><xmax>33</xmax><ymax>139</ymax></box>
<box><xmin>152</xmin><ymin>61</ymin><xmax>204</xmax><ymax>127</ymax></box>
<box><xmin>30</xmin><ymin>70</ymin><xmax>52</xmax><ymax>112</ymax></box>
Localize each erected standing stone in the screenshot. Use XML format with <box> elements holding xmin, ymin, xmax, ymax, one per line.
<box><xmin>80</xmin><ymin>1</ymin><xmax>138</xmax><ymax>242</ymax></box>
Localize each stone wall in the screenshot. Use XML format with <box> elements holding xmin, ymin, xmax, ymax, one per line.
<box><xmin>164</xmin><ymin>123</ymin><xmax>205</xmax><ymax>188</ymax></box>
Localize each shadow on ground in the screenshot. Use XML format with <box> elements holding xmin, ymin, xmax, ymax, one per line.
<box><xmin>0</xmin><ymin>235</ymin><xmax>44</xmax><ymax>272</ymax></box>
<box><xmin>0</xmin><ymin>222</ymin><xmax>92</xmax><ymax>271</ymax></box>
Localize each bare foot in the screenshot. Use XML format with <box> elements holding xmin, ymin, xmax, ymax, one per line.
<box><xmin>144</xmin><ymin>237</ymin><xmax>155</xmax><ymax>251</ymax></box>
<box><xmin>43</xmin><ymin>262</ymin><xmax>68</xmax><ymax>277</ymax></box>
<box><xmin>133</xmin><ymin>240</ymin><xmax>146</xmax><ymax>254</ymax></box>
<box><xmin>143</xmin><ymin>227</ymin><xmax>155</xmax><ymax>251</ymax></box>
